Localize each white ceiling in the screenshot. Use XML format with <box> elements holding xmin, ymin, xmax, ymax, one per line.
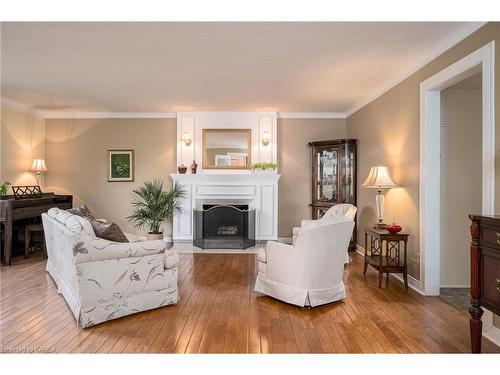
<box><xmin>0</xmin><ymin>22</ymin><xmax>484</xmax><ymax>116</ymax></box>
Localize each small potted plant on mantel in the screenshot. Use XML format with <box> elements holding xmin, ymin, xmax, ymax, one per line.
<box><xmin>128</xmin><ymin>179</ymin><xmax>185</xmax><ymax>240</ymax></box>
<box><xmin>251</xmin><ymin>162</ymin><xmax>279</xmax><ymax>174</ymax></box>
<box><xmin>0</xmin><ymin>181</ymin><xmax>11</xmax><ymax>197</ymax></box>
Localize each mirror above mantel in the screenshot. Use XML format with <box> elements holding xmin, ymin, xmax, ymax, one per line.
<box><xmin>202</xmin><ymin>129</ymin><xmax>251</xmax><ymax>169</ymax></box>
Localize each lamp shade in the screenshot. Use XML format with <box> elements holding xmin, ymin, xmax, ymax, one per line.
<box><xmin>361</xmin><ymin>165</ymin><xmax>398</xmax><ymax>189</ymax></box>
<box><xmin>31</xmin><ymin>159</ymin><xmax>48</xmax><ymax>172</ymax></box>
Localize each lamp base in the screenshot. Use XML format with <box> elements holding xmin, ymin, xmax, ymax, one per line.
<box><xmin>373</xmin><ymin>222</ymin><xmax>387</xmax><ymax>229</ymax></box>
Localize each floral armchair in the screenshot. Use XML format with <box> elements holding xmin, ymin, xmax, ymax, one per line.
<box><xmin>42</xmin><ymin>208</ymin><xmax>179</xmax><ymax>328</ymax></box>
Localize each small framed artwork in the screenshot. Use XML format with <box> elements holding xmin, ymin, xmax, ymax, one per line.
<box><xmin>107</xmin><ymin>150</ymin><xmax>134</xmax><ymax>182</ymax></box>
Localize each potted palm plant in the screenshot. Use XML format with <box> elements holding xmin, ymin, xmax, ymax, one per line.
<box><xmin>128</xmin><ymin>179</ymin><xmax>185</xmax><ymax>240</ymax></box>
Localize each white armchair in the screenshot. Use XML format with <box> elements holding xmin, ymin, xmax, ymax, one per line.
<box><xmin>292</xmin><ymin>203</ymin><xmax>357</xmax><ymax>240</ymax></box>
<box><xmin>254</xmin><ymin>220</ymin><xmax>355</xmax><ymax>307</ymax></box>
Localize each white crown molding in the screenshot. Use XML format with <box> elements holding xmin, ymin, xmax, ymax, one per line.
<box><xmin>345</xmin><ymin>22</ymin><xmax>487</xmax><ymax>118</ymax></box>
<box><xmin>278</xmin><ymin>112</ymin><xmax>345</xmax><ymax>119</ymax></box>
<box><xmin>41</xmin><ymin>111</ymin><xmax>177</xmax><ymax>119</ymax></box>
<box><xmin>0</xmin><ymin>100</ymin><xmax>346</xmax><ymax>119</ymax></box>
<box><xmin>1</xmin><ymin>98</ymin><xmax>42</xmax><ymax>117</ymax></box>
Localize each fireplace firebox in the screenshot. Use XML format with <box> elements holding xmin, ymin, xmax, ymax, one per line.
<box><xmin>193</xmin><ymin>204</ymin><xmax>255</xmax><ymax>249</ymax></box>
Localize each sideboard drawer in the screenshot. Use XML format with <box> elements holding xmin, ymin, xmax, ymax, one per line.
<box><xmin>481</xmin><ymin>225</ymin><xmax>500</xmax><ymax>249</ymax></box>
<box><xmin>482</xmin><ymin>254</ymin><xmax>500</xmax><ymax>307</ymax></box>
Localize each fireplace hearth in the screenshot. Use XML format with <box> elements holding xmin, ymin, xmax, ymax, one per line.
<box><xmin>193</xmin><ymin>204</ymin><xmax>255</xmax><ymax>249</ymax></box>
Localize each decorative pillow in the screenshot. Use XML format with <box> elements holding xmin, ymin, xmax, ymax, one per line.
<box><xmin>90</xmin><ymin>220</ymin><xmax>129</xmax><ymax>243</ymax></box>
<box><xmin>67</xmin><ymin>204</ymin><xmax>95</xmax><ymax>220</ymax></box>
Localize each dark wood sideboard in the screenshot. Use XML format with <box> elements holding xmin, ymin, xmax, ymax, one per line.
<box><xmin>469</xmin><ymin>215</ymin><xmax>500</xmax><ymax>353</ymax></box>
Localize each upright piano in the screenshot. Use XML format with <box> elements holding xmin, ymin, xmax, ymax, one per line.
<box><xmin>0</xmin><ymin>192</ymin><xmax>73</xmax><ymax>266</ymax></box>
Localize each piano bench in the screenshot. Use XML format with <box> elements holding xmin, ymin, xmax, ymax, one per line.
<box><xmin>24</xmin><ymin>224</ymin><xmax>46</xmax><ymax>259</ymax></box>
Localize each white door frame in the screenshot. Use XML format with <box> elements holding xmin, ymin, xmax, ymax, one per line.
<box><xmin>420</xmin><ymin>41</ymin><xmax>495</xmax><ymax>296</ymax></box>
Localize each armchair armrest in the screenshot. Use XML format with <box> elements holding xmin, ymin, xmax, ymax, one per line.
<box><xmin>264</xmin><ymin>241</ymin><xmax>297</xmax><ymax>284</ymax></box>
<box><xmin>300</xmin><ymin>219</ymin><xmax>318</xmax><ymax>230</ymax></box>
<box><xmin>164</xmin><ymin>250</ymin><xmax>179</xmax><ymax>269</ymax></box>
<box><xmin>73</xmin><ymin>236</ymin><xmax>166</xmax><ymax>264</ymax></box>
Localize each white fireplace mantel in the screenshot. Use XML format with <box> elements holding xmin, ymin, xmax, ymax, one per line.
<box><xmin>171</xmin><ymin>172</ymin><xmax>280</xmax><ymax>242</ymax></box>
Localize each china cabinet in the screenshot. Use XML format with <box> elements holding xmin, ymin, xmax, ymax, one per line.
<box><xmin>308</xmin><ymin>139</ymin><xmax>357</xmax><ymax>247</ymax></box>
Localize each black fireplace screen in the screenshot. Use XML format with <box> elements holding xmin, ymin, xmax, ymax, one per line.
<box><xmin>193</xmin><ymin>204</ymin><xmax>255</xmax><ymax>249</ymax></box>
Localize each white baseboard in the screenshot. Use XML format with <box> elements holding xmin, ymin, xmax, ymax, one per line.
<box><xmin>355</xmin><ymin>244</ymin><xmax>425</xmax><ymax>295</ymax></box>
<box><xmin>483</xmin><ymin>309</ymin><xmax>500</xmax><ymax>347</ymax></box>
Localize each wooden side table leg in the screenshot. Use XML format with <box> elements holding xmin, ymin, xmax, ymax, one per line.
<box><xmin>363</xmin><ymin>233</ymin><xmax>368</xmax><ymax>274</ymax></box>
<box><xmin>403</xmin><ymin>239</ymin><xmax>408</xmax><ymax>289</ymax></box>
<box><xmin>24</xmin><ymin>225</ymin><xmax>30</xmax><ymax>258</ymax></box>
<box><xmin>469</xmin><ymin>304</ymin><xmax>483</xmax><ymax>353</ymax></box>
<box><xmin>378</xmin><ymin>270</ymin><xmax>383</xmax><ymax>288</ymax></box>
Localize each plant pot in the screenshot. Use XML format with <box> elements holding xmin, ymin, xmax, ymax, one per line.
<box><xmin>147</xmin><ymin>232</ymin><xmax>164</xmax><ymax>240</ymax></box>
<box><xmin>253</xmin><ymin>168</ymin><xmax>277</xmax><ymax>174</ymax></box>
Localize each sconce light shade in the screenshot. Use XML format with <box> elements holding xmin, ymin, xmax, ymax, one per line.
<box><xmin>181</xmin><ymin>132</ymin><xmax>192</xmax><ymax>146</ymax></box>
<box><xmin>31</xmin><ymin>159</ymin><xmax>48</xmax><ymax>173</ymax></box>
<box><xmin>261</xmin><ymin>131</ymin><xmax>271</xmax><ymax>146</ymax></box>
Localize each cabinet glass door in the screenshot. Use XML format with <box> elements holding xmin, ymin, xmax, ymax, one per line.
<box><xmin>316</xmin><ymin>147</ymin><xmax>338</xmax><ymax>202</ymax></box>
<box><xmin>342</xmin><ymin>143</ymin><xmax>355</xmax><ymax>203</ymax></box>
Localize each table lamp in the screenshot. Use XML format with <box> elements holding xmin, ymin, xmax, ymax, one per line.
<box><xmin>361</xmin><ymin>165</ymin><xmax>398</xmax><ymax>229</ymax></box>
<box><xmin>31</xmin><ymin>159</ymin><xmax>48</xmax><ymax>186</ymax></box>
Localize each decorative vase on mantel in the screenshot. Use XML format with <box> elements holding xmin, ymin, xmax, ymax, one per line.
<box><xmin>177</xmin><ymin>164</ymin><xmax>187</xmax><ymax>174</ymax></box>
<box><xmin>191</xmin><ymin>160</ymin><xmax>198</xmax><ymax>174</ymax></box>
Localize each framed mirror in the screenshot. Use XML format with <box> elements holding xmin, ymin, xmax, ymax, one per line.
<box><xmin>202</xmin><ymin>129</ymin><xmax>252</xmax><ymax>169</ymax></box>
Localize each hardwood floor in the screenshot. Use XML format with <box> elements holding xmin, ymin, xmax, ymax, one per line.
<box><xmin>1</xmin><ymin>251</ymin><xmax>499</xmax><ymax>354</ymax></box>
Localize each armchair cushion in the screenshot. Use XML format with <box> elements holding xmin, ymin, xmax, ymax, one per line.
<box><xmin>124</xmin><ymin>232</ymin><xmax>147</xmax><ymax>243</ymax></box>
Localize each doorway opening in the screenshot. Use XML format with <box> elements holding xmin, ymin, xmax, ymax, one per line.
<box><xmin>419</xmin><ymin>41</ymin><xmax>494</xmax><ymax>296</ymax></box>
<box><xmin>439</xmin><ymin>70</ymin><xmax>482</xmax><ymax>311</ymax></box>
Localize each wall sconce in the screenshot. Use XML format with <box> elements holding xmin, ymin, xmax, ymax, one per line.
<box><xmin>261</xmin><ymin>131</ymin><xmax>271</xmax><ymax>146</ymax></box>
<box><xmin>181</xmin><ymin>132</ymin><xmax>192</xmax><ymax>146</ymax></box>
<box><xmin>31</xmin><ymin>158</ymin><xmax>48</xmax><ymax>186</ymax></box>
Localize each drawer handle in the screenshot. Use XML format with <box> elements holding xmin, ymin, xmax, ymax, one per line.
<box><xmin>496</xmin><ymin>233</ymin><xmax>500</xmax><ymax>245</ymax></box>
<box><xmin>497</xmin><ymin>279</ymin><xmax>500</xmax><ymax>293</ymax></box>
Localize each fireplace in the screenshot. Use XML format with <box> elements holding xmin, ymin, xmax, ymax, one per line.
<box><xmin>193</xmin><ymin>204</ymin><xmax>255</xmax><ymax>249</ymax></box>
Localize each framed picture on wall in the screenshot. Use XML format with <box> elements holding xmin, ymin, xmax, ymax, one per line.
<box><xmin>107</xmin><ymin>150</ymin><xmax>134</xmax><ymax>182</ymax></box>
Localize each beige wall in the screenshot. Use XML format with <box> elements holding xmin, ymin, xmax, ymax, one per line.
<box><xmin>440</xmin><ymin>87</ymin><xmax>482</xmax><ymax>287</ymax></box>
<box><xmin>43</xmin><ymin>117</ymin><xmax>346</xmax><ymax>238</ymax></box>
<box><xmin>277</xmin><ymin>118</ymin><xmax>347</xmax><ymax>237</ymax></box>
<box><xmin>44</xmin><ymin>118</ymin><xmax>177</xmax><ymax>236</ymax></box>
<box><xmin>0</xmin><ymin>106</ymin><xmax>45</xmax><ymax>191</ymax></box>
<box><xmin>346</xmin><ymin>22</ymin><xmax>500</xmax><ymax>280</ymax></box>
